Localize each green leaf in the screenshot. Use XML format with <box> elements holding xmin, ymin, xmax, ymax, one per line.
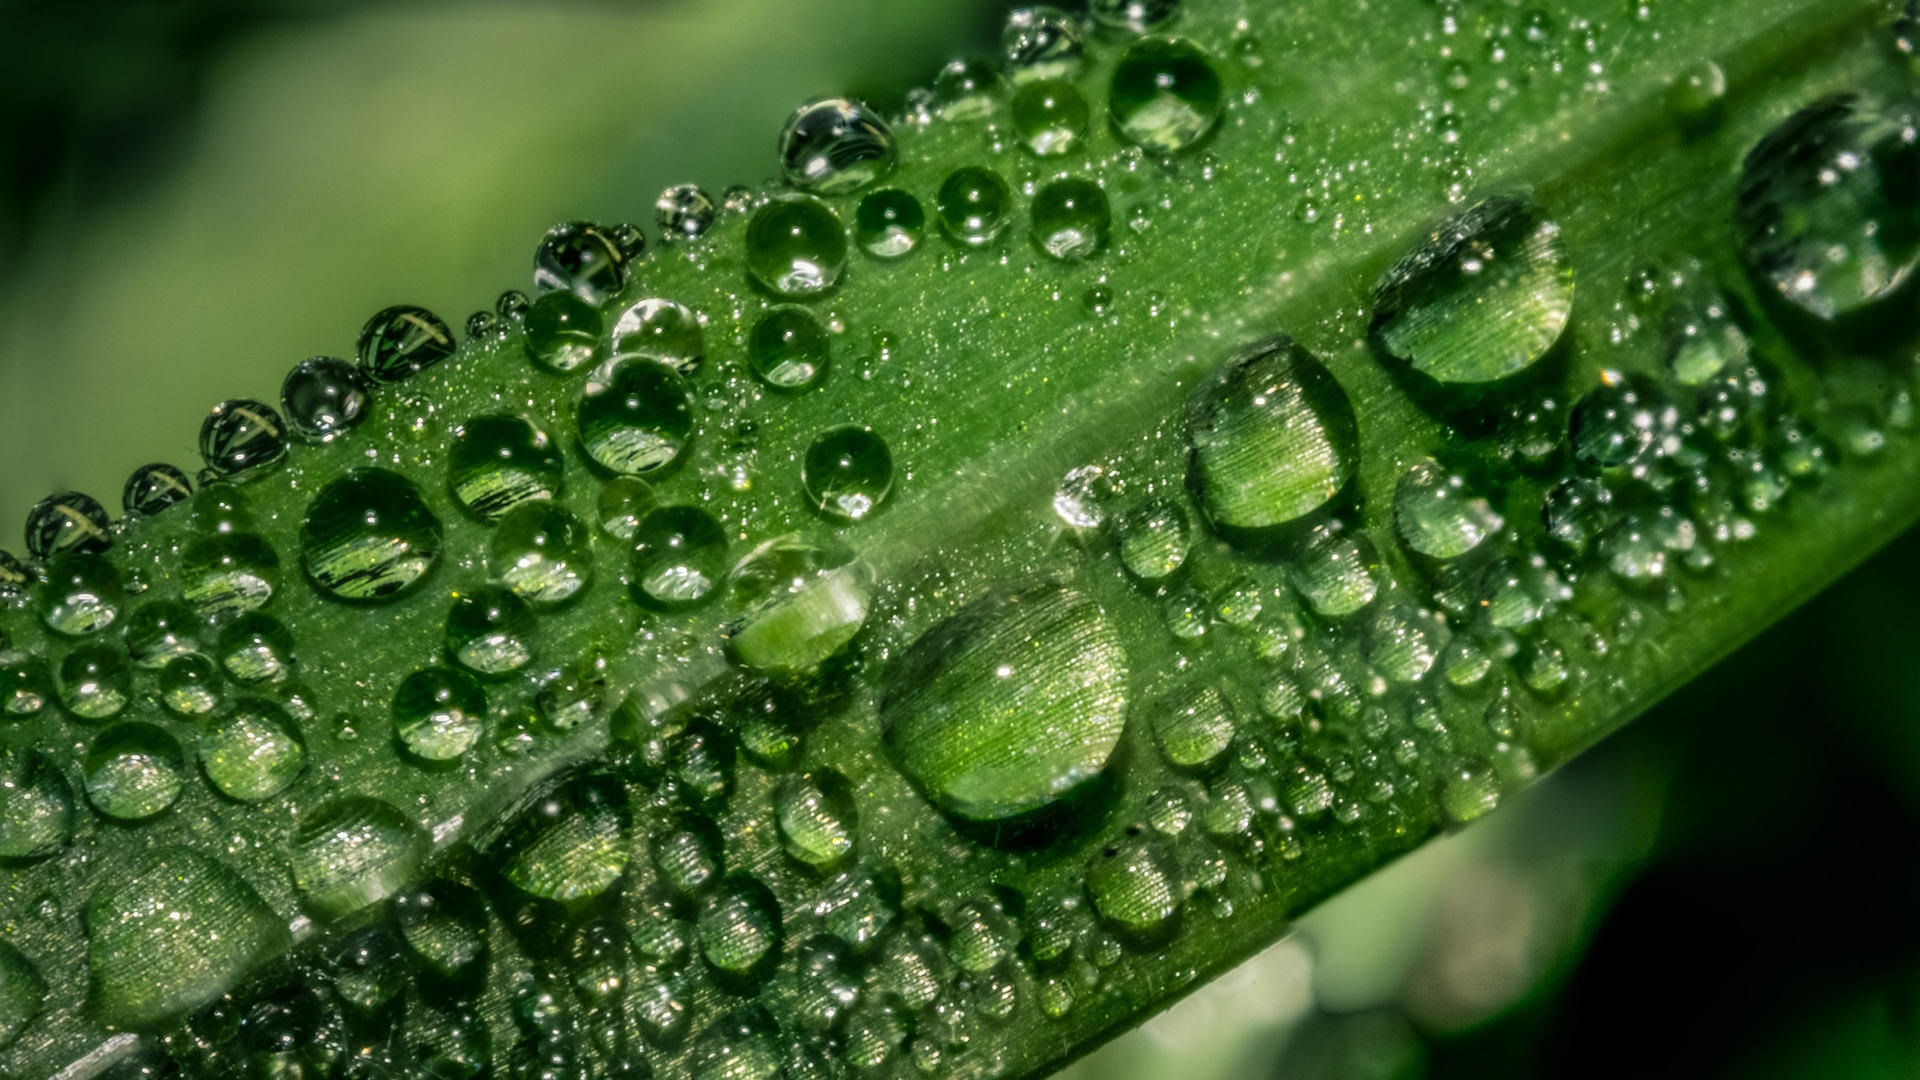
<box><xmin>0</xmin><ymin>0</ymin><xmax>1915</xmax><ymax>1075</ymax></box>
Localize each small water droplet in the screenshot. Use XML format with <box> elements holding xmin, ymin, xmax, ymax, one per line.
<box><xmin>122</xmin><ymin>463</ymin><xmax>195</xmax><ymax>518</ymax></box>
<box><xmin>533</xmin><ymin>221</ymin><xmax>627</xmax><ymax>305</ymax></box>
<box><xmin>1003</xmin><ymin>6</ymin><xmax>1086</xmax><ymax>82</ymax></box>
<box><xmin>393</xmin><ymin>666</ymin><xmax>487</xmax><ymax>763</ymax></box>
<box><xmin>577</xmin><ymin>357</ymin><xmax>696</xmax><ymax>476</ymax></box>
<box><xmin>201</xmin><ymin>698</ymin><xmax>305</xmax><ymax>801</ymax></box>
<box><xmin>1012</xmin><ymin>80</ymin><xmax>1091</xmax><ymax>156</ymax></box>
<box><xmin>656</xmin><ymin>184</ymin><xmax>718</xmax><ymax>241</ymax></box>
<box><xmin>357</xmin><ymin>305</ymin><xmax>455</xmax><ymax>383</ymax></box>
<box><xmin>447</xmin><ymin>415</ymin><xmax>563</xmax><ymax>522</ymax></box>
<box><xmin>490</xmin><ymin>502</ymin><xmax>594</xmax><ymax>607</ymax></box>
<box><xmin>749</xmin><ymin>306</ymin><xmax>832</xmax><ymax>390</ymax></box>
<box><xmin>855</xmin><ymin>188</ymin><xmax>927</xmax><ymax>259</ymax></box>
<box><xmin>83</xmin><ymin>722</ymin><xmax>186</xmax><ymax>821</ymax></box>
<box><xmin>1186</xmin><ymin>335</ymin><xmax>1358</xmax><ymax>531</ymax></box>
<box><xmin>746</xmin><ymin>194</ymin><xmax>849</xmax><ymax>298</ymax></box>
<box><xmin>802</xmin><ymin>425</ymin><xmax>894</xmax><ymax>521</ymax></box>
<box><xmin>281</xmin><ymin>356</ymin><xmax>373</xmax><ymax>441</ymax></box>
<box><xmin>446</xmin><ymin>585</ymin><xmax>537</xmax><ymax>677</ymax></box>
<box><xmin>774</xmin><ymin>769</ymin><xmax>859</xmax><ymax>869</ymax></box>
<box><xmin>629</xmin><ymin>505</ymin><xmax>729</xmax><ymax>610</ymax></box>
<box><xmin>1031</xmin><ymin>177</ymin><xmax>1112</xmax><ymax>261</ymax></box>
<box><xmin>937</xmin><ymin>166</ymin><xmax>1016</xmax><ymax>248</ymax></box>
<box><xmin>301</xmin><ymin>468</ymin><xmax>443</xmax><ymax>603</ymax></box>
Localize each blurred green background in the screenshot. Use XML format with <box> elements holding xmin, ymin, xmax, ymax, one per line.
<box><xmin>4</xmin><ymin>2</ymin><xmax>1919</xmax><ymax>1076</ymax></box>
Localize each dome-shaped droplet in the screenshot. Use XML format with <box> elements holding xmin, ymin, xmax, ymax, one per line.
<box><xmin>39</xmin><ymin>552</ymin><xmax>124</xmax><ymax>636</ymax></box>
<box><xmin>780</xmin><ymin>98</ymin><xmax>898</xmax><ymax>195</ymax></box>
<box><xmin>446</xmin><ymin>585</ymin><xmax>537</xmax><ymax>676</ymax></box>
<box><xmin>357</xmin><ymin>305</ymin><xmax>455</xmax><ymax>384</ymax></box>
<box><xmin>490</xmin><ymin>501</ymin><xmax>594</xmax><ymax>607</ymax></box>
<box><xmin>159</xmin><ymin>653</ymin><xmax>221</xmax><ymax>715</ymax></box>
<box><xmin>83</xmin><ymin>722</ymin><xmax>186</xmax><ymax>821</ymax></box>
<box><xmin>393</xmin><ymin>666</ymin><xmax>486</xmax><ymax>763</ymax></box>
<box><xmin>749</xmin><ymin>306</ymin><xmax>831</xmax><ymax>390</ymax></box>
<box><xmin>596</xmin><ymin>477</ymin><xmax>658</xmax><ymax>541</ymax></box>
<box><xmin>1031</xmin><ymin>177</ymin><xmax>1111</xmax><ymax>261</ymax></box>
<box><xmin>1439</xmin><ymin>759</ymin><xmax>1502</xmax><ymax>824</ymax></box>
<box><xmin>882</xmin><ymin>582</ymin><xmax>1129</xmax><ymax>824</ymax></box>
<box><xmin>1186</xmin><ymin>335</ymin><xmax>1358</xmax><ymax>531</ymax></box>
<box><xmin>201</xmin><ymin>699</ymin><xmax>305</xmax><ymax>802</ymax></box>
<box><xmin>394</xmin><ymin>879</ymin><xmax>490</xmax><ymax>981</ymax></box>
<box><xmin>746</xmin><ymin>195</ymin><xmax>849</xmax><ymax>298</ymax></box>
<box><xmin>1152</xmin><ymin>685</ymin><xmax>1235</xmax><ymax>771</ymax></box>
<box><xmin>25</xmin><ymin>491</ymin><xmax>111</xmax><ymax>560</ymax></box>
<box><xmin>125</xmin><ymin>600</ymin><xmax>201</xmax><ymax>668</ymax></box>
<box><xmin>1114</xmin><ymin>499</ymin><xmax>1191</xmax><ymax>579</ymax></box>
<box><xmin>656</xmin><ymin>184</ymin><xmax>718</xmax><ymax>241</ymax></box>
<box><xmin>1370</xmin><ymin>193</ymin><xmax>1573</xmax><ymax>385</ymax></box>
<box><xmin>610</xmin><ymin>297</ymin><xmax>705</xmax><ymax>375</ymax></box>
<box><xmin>0</xmin><ymin>550</ymin><xmax>29</xmax><ymax>602</ymax></box>
<box><xmin>0</xmin><ymin>748</ymin><xmax>75</xmax><ymax>860</ymax></box>
<box><xmin>577</xmin><ymin>357</ymin><xmax>696</xmax><ymax>476</ymax></box>
<box><xmin>86</xmin><ymin>848</ymin><xmax>289</xmax><ymax>1028</ymax></box>
<box><xmin>483</xmin><ymin>769</ymin><xmax>631</xmax><ymax>903</ymax></box>
<box><xmin>58</xmin><ymin>641</ymin><xmax>131</xmax><ymax>720</ymax></box>
<box><xmin>1289</xmin><ymin>524</ymin><xmax>1381</xmax><ymax>617</ymax></box>
<box><xmin>1012</xmin><ymin>79</ymin><xmax>1091</xmax><ymax>156</ymax></box>
<box><xmin>199</xmin><ymin>398</ymin><xmax>288</xmax><ymax>478</ymax></box>
<box><xmin>1086</xmin><ymin>829</ymin><xmax>1182</xmax><ymax>937</ymax></box>
<box><xmin>191</xmin><ymin>482</ymin><xmax>256</xmax><ymax>534</ymax></box>
<box><xmin>1109</xmin><ymin>36</ymin><xmax>1223</xmax><ymax>153</ymax></box>
<box><xmin>291</xmin><ymin>796</ymin><xmax>428</xmax><ymax>918</ymax></box>
<box><xmin>629</xmin><ymin>505</ymin><xmax>728</xmax><ymax>610</ymax></box>
<box><xmin>1542</xmin><ymin>475</ymin><xmax>1615</xmax><ymax>554</ymax></box>
<box><xmin>855</xmin><ymin>188</ymin><xmax>926</xmax><ymax>258</ymax></box>
<box><xmin>725</xmin><ymin>535</ymin><xmax>874</xmax><ymax>679</ymax></box>
<box><xmin>525</xmin><ymin>290</ymin><xmax>603</xmax><ymax>374</ymax></box>
<box><xmin>1091</xmin><ymin>0</ymin><xmax>1180</xmax><ymax>33</ymax></box>
<box><xmin>533</xmin><ymin>221</ymin><xmax>627</xmax><ymax>306</ymax></box>
<box><xmin>934</xmin><ymin>58</ymin><xmax>1009</xmax><ymax>121</ymax></box>
<box><xmin>181</xmin><ymin>531</ymin><xmax>280</xmax><ymax>617</ymax></box>
<box><xmin>447</xmin><ymin>414</ymin><xmax>563</xmax><ymax>523</ymax></box>
<box><xmin>1394</xmin><ymin>458</ymin><xmax>1504</xmax><ymax>560</ymax></box>
<box><xmin>802</xmin><ymin>425</ymin><xmax>893</xmax><ymax>521</ymax></box>
<box><xmin>213</xmin><ymin>611</ymin><xmax>295</xmax><ymax>683</ymax></box>
<box><xmin>699</xmin><ymin>875</ymin><xmax>784</xmax><ymax>977</ymax></box>
<box><xmin>122</xmin><ymin>463</ymin><xmax>194</xmax><ymax>518</ymax></box>
<box><xmin>936</xmin><ymin>166</ymin><xmax>1014</xmax><ymax>247</ymax></box>
<box><xmin>1003</xmin><ymin>6</ymin><xmax>1086</xmax><ymax>81</ymax></box>
<box><xmin>300</xmin><ymin>468</ymin><xmax>443</xmax><ymax>603</ymax></box>
<box><xmin>281</xmin><ymin>356</ymin><xmax>373</xmax><ymax>440</ymax></box>
<box><xmin>1569</xmin><ymin>372</ymin><xmax>1682</xmax><ymax>472</ymax></box>
<box><xmin>0</xmin><ymin>654</ymin><xmax>48</xmax><ymax>718</ymax></box>
<box><xmin>774</xmin><ymin>769</ymin><xmax>859</xmax><ymax>869</ymax></box>
<box><xmin>1735</xmin><ymin>94</ymin><xmax>1920</xmax><ymax>320</ymax></box>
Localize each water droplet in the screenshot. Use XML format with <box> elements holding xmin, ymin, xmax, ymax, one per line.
<box><xmin>394</xmin><ymin>666</ymin><xmax>487</xmax><ymax>763</ymax></box>
<box><xmin>814</xmin><ymin>866</ymin><xmax>902</xmax><ymax>953</ymax></box>
<box><xmin>774</xmin><ymin>769</ymin><xmax>859</xmax><ymax>869</ymax></box>
<box><xmin>1370</xmin><ymin>193</ymin><xmax>1572</xmax><ymax>385</ymax></box>
<box><xmin>447</xmin><ymin>415</ymin><xmax>563</xmax><ymax>522</ymax></box>
<box><xmin>0</xmin><ymin>551</ymin><xmax>29</xmax><ymax>602</ymax></box>
<box><xmin>699</xmin><ymin>875</ymin><xmax>784</xmax><ymax>977</ymax></box>
<box><xmin>83</xmin><ymin>722</ymin><xmax>186</xmax><ymax>821</ymax></box>
<box><xmin>1114</xmin><ymin>499</ymin><xmax>1191</xmax><ymax>579</ymax></box>
<box><xmin>327</xmin><ymin>926</ymin><xmax>408</xmax><ymax>1014</ymax></box>
<box><xmin>0</xmin><ymin>748</ymin><xmax>75</xmax><ymax>859</ymax></box>
<box><xmin>854</xmin><ymin>187</ymin><xmax>927</xmax><ymax>260</ymax></box>
<box><xmin>291</xmin><ymin>796</ymin><xmax>428</xmax><ymax>918</ymax></box>
<box><xmin>25</xmin><ymin>490</ymin><xmax>111</xmax><ymax>559</ymax></box>
<box><xmin>746</xmin><ymin>194</ymin><xmax>849</xmax><ymax>298</ymax></box>
<box><xmin>780</xmin><ymin>98</ymin><xmax>897</xmax><ymax>195</ymax></box>
<box><xmin>58</xmin><ymin>641</ymin><xmax>132</xmax><ymax>719</ymax></box>
<box><xmin>934</xmin><ymin>58</ymin><xmax>1008</xmax><ymax>121</ymax></box>
<box><xmin>490</xmin><ymin>502</ymin><xmax>594</xmax><ymax>606</ymax></box>
<box><xmin>160</xmin><ymin>653</ymin><xmax>221</xmax><ymax>715</ymax></box>
<box><xmin>199</xmin><ymin>398</ymin><xmax>288</xmax><ymax>479</ymax></box>
<box><xmin>1438</xmin><ymin>759</ymin><xmax>1501</xmax><ymax>824</ymax></box>
<box><xmin>610</xmin><ymin>297</ymin><xmax>705</xmax><ymax>375</ymax></box>
<box><xmin>125</xmin><ymin>601</ymin><xmax>201</xmax><ymax>667</ymax></box>
<box><xmin>181</xmin><ymin>532</ymin><xmax>280</xmax><ymax>616</ymax></box>
<box><xmin>1569</xmin><ymin>372</ymin><xmax>1681</xmax><ymax>472</ymax></box>
<box><xmin>596</xmin><ymin>477</ymin><xmax>658</xmax><ymax>543</ymax></box>
<box><xmin>191</xmin><ymin>482</ymin><xmax>256</xmax><ymax>535</ymax></box>
<box><xmin>749</xmin><ymin>306</ymin><xmax>831</xmax><ymax>391</ymax></box>
<box><xmin>1368</xmin><ymin>605</ymin><xmax>1450</xmax><ymax>684</ymax></box>
<box><xmin>656</xmin><ymin>184</ymin><xmax>717</xmax><ymax>241</ymax></box>
<box><xmin>446</xmin><ymin>585</ymin><xmax>537</xmax><ymax>676</ymax></box>
<box><xmin>1290</xmin><ymin>524</ymin><xmax>1381</xmax><ymax>617</ymax></box>
<box><xmin>1542</xmin><ymin>475</ymin><xmax>1615</xmax><ymax>554</ymax></box>
<box><xmin>201</xmin><ymin>698</ymin><xmax>305</xmax><ymax>801</ymax></box>
<box><xmin>1031</xmin><ymin>177</ymin><xmax>1111</xmax><ymax>261</ymax></box>
<box><xmin>0</xmin><ymin>655</ymin><xmax>47</xmax><ymax>718</ymax></box>
<box><xmin>1152</xmin><ymin>685</ymin><xmax>1235</xmax><ymax>771</ymax></box>
<box><xmin>1091</xmin><ymin>0</ymin><xmax>1180</xmax><ymax>33</ymax></box>
<box><xmin>122</xmin><ymin>463</ymin><xmax>194</xmax><ymax>518</ymax></box>
<box><xmin>629</xmin><ymin>505</ymin><xmax>728</xmax><ymax>610</ymax></box>
<box><xmin>536</xmin><ymin>655</ymin><xmax>608</xmax><ymax>731</ymax></box>
<box><xmin>692</xmin><ymin>1007</ymin><xmax>783</xmax><ymax>1079</ymax></box>
<box><xmin>1394</xmin><ymin>458</ymin><xmax>1503</xmax><ymax>560</ymax></box>
<box><xmin>301</xmin><ymin>468</ymin><xmax>443</xmax><ymax>602</ymax></box>
<box><xmin>937</xmin><ymin>166</ymin><xmax>1015</xmax><ymax>247</ymax></box>
<box><xmin>1054</xmin><ymin>464</ymin><xmax>1114</xmax><ymax>529</ymax></box>
<box><xmin>1012</xmin><ymin>79</ymin><xmax>1091</xmax><ymax>156</ymax></box>
<box><xmin>802</xmin><ymin>425</ymin><xmax>894</xmax><ymax>520</ymax></box>
<box><xmin>485</xmin><ymin>769</ymin><xmax>632</xmax><ymax>903</ymax></box>
<box><xmin>1003</xmin><ymin>6</ymin><xmax>1086</xmax><ymax>82</ymax></box>
<box><xmin>725</xmin><ymin>535</ymin><xmax>874</xmax><ymax>679</ymax></box>
<box><xmin>1186</xmin><ymin>335</ymin><xmax>1358</xmax><ymax>531</ymax></box>
<box><xmin>882</xmin><ymin>582</ymin><xmax>1129</xmax><ymax>825</ymax></box>
<box><xmin>533</xmin><ymin>221</ymin><xmax>627</xmax><ymax>305</ymax></box>
<box><xmin>357</xmin><ymin>305</ymin><xmax>455</xmax><ymax>383</ymax></box>
<box><xmin>281</xmin><ymin>356</ymin><xmax>373</xmax><ymax>442</ymax></box>
<box><xmin>1108</xmin><ymin>36</ymin><xmax>1223</xmax><ymax>153</ymax></box>
<box><xmin>87</xmin><ymin>848</ymin><xmax>289</xmax><ymax>1027</ymax></box>
<box><xmin>1665</xmin><ymin>282</ymin><xmax>1751</xmax><ymax>387</ymax></box>
<box><xmin>577</xmin><ymin>358</ymin><xmax>695</xmax><ymax>475</ymax></box>
<box><xmin>39</xmin><ymin>552</ymin><xmax>124</xmax><ymax>636</ymax></box>
<box><xmin>1086</xmin><ymin>829</ymin><xmax>1182</xmax><ymax>937</ymax></box>
<box><xmin>1736</xmin><ymin>94</ymin><xmax>1920</xmax><ymax>319</ymax></box>
<box><xmin>395</xmin><ymin>879</ymin><xmax>490</xmax><ymax>981</ymax></box>
<box><xmin>525</xmin><ymin>290</ymin><xmax>603</xmax><ymax>373</ymax></box>
<box><xmin>1667</xmin><ymin>59</ymin><xmax>1727</xmax><ymax>126</ymax></box>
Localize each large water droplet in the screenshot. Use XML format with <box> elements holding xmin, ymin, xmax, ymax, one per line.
<box><xmin>447</xmin><ymin>415</ymin><xmax>563</xmax><ymax>522</ymax></box>
<box><xmin>882</xmin><ymin>582</ymin><xmax>1129</xmax><ymax>825</ymax></box>
<box><xmin>357</xmin><ymin>305</ymin><xmax>455</xmax><ymax>384</ymax></box>
<box><xmin>122</xmin><ymin>463</ymin><xmax>194</xmax><ymax>518</ymax></box>
<box><xmin>490</xmin><ymin>502</ymin><xmax>594</xmax><ymax>607</ymax></box>
<box><xmin>533</xmin><ymin>221</ymin><xmax>627</xmax><ymax>306</ymax></box>
<box><xmin>725</xmin><ymin>534</ymin><xmax>874</xmax><ymax>679</ymax></box>
<box><xmin>780</xmin><ymin>98</ymin><xmax>897</xmax><ymax>195</ymax></box>
<box><xmin>1370</xmin><ymin>193</ymin><xmax>1573</xmax><ymax>385</ymax></box>
<box><xmin>393</xmin><ymin>666</ymin><xmax>487</xmax><ymax>763</ymax></box>
<box><xmin>746</xmin><ymin>194</ymin><xmax>849</xmax><ymax>298</ymax></box>
<box><xmin>1735</xmin><ymin>94</ymin><xmax>1920</xmax><ymax>320</ymax></box>
<box><xmin>802</xmin><ymin>425</ymin><xmax>894</xmax><ymax>521</ymax></box>
<box><xmin>525</xmin><ymin>291</ymin><xmax>603</xmax><ymax>374</ymax></box>
<box><xmin>577</xmin><ymin>358</ymin><xmax>695</xmax><ymax>476</ymax></box>
<box><xmin>610</xmin><ymin>298</ymin><xmax>706</xmax><ymax>375</ymax></box>
<box><xmin>281</xmin><ymin>356</ymin><xmax>373</xmax><ymax>441</ymax></box>
<box><xmin>0</xmin><ymin>748</ymin><xmax>75</xmax><ymax>860</ymax></box>
<box><xmin>39</xmin><ymin>552</ymin><xmax>124</xmax><ymax>636</ymax></box>
<box><xmin>1186</xmin><ymin>335</ymin><xmax>1358</xmax><ymax>531</ymax></box>
<box><xmin>1031</xmin><ymin>177</ymin><xmax>1111</xmax><ymax>261</ymax></box>
<box><xmin>25</xmin><ymin>490</ymin><xmax>112</xmax><ymax>560</ymax></box>
<box><xmin>1108</xmin><ymin>36</ymin><xmax>1223</xmax><ymax>153</ymax></box>
<box><xmin>484</xmin><ymin>769</ymin><xmax>632</xmax><ymax>903</ymax></box>
<box><xmin>291</xmin><ymin>796</ymin><xmax>428</xmax><ymax>918</ymax></box>
<box><xmin>87</xmin><ymin>848</ymin><xmax>289</xmax><ymax>1028</ymax></box>
<box><xmin>84</xmin><ymin>722</ymin><xmax>185</xmax><ymax>821</ymax></box>
<box><xmin>855</xmin><ymin>188</ymin><xmax>926</xmax><ymax>259</ymax></box>
<box><xmin>201</xmin><ymin>698</ymin><xmax>305</xmax><ymax>802</ymax></box>
<box><xmin>699</xmin><ymin>875</ymin><xmax>784</xmax><ymax>978</ymax></box>
<box><xmin>301</xmin><ymin>468</ymin><xmax>443</xmax><ymax>603</ymax></box>
<box><xmin>630</xmin><ymin>505</ymin><xmax>729</xmax><ymax>610</ymax></box>
<box><xmin>937</xmin><ymin>166</ymin><xmax>1015</xmax><ymax>248</ymax></box>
